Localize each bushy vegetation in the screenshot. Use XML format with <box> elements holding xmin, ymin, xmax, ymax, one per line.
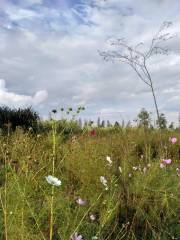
<box><xmin>40</xmin><ymin>119</ymin><xmax>82</xmax><ymax>141</ymax></box>
<box><xmin>0</xmin><ymin>106</ymin><xmax>40</xmax><ymax>134</ymax></box>
<box><xmin>0</xmin><ymin>120</ymin><xmax>179</xmax><ymax>240</ymax></box>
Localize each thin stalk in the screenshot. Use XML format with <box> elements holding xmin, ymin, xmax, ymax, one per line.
<box><xmin>21</xmin><ymin>184</ymin><xmax>26</xmax><ymax>240</ymax></box>
<box><xmin>4</xmin><ymin>147</ymin><xmax>8</xmax><ymax>240</ymax></box>
<box><xmin>8</xmin><ymin>164</ymin><xmax>46</xmax><ymax>240</ymax></box>
<box><xmin>149</xmin><ymin>82</ymin><xmax>160</xmax><ymax>127</ymax></box>
<box><xmin>143</xmin><ymin>62</ymin><xmax>161</xmax><ymax>128</ymax></box>
<box><xmin>49</xmin><ymin>121</ymin><xmax>56</xmax><ymax>240</ymax></box>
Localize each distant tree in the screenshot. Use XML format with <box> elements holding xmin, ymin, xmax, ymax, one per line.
<box><xmin>101</xmin><ymin>120</ymin><xmax>105</xmax><ymax>128</ymax></box>
<box><xmin>168</xmin><ymin>122</ymin><xmax>174</xmax><ymax>129</ymax></box>
<box><xmin>99</xmin><ymin>21</ymin><xmax>175</xmax><ymax>128</ymax></box>
<box><xmin>121</xmin><ymin>119</ymin><xmax>125</xmax><ymax>128</ymax></box>
<box><xmin>114</xmin><ymin>121</ymin><xmax>120</xmax><ymax>127</ymax></box>
<box><xmin>107</xmin><ymin>120</ymin><xmax>111</xmax><ymax>127</ymax></box>
<box><xmin>84</xmin><ymin>120</ymin><xmax>88</xmax><ymax>128</ymax></box>
<box><xmin>156</xmin><ymin>113</ymin><xmax>167</xmax><ymax>129</ymax></box>
<box><xmin>137</xmin><ymin>108</ymin><xmax>151</xmax><ymax>128</ymax></box>
<box><xmin>126</xmin><ymin>120</ymin><xmax>132</xmax><ymax>128</ymax></box>
<box><xmin>78</xmin><ymin>118</ymin><xmax>83</xmax><ymax>129</ymax></box>
<box><xmin>97</xmin><ymin>117</ymin><xmax>101</xmax><ymax>127</ymax></box>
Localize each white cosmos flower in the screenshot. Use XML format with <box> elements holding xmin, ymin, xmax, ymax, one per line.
<box><xmin>45</xmin><ymin>175</ymin><xmax>62</xmax><ymax>186</ymax></box>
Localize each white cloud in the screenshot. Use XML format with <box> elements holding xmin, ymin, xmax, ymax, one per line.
<box><xmin>6</xmin><ymin>7</ymin><xmax>39</xmax><ymax>21</ymax></box>
<box><xmin>0</xmin><ymin>79</ymin><xmax>48</xmax><ymax>108</ymax></box>
<box><xmin>33</xmin><ymin>90</ymin><xmax>48</xmax><ymax>105</ymax></box>
<box><xmin>24</xmin><ymin>0</ymin><xmax>42</xmax><ymax>4</ymax></box>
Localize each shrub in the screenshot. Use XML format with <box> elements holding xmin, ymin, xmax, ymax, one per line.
<box><xmin>0</xmin><ymin>106</ymin><xmax>40</xmax><ymax>133</ymax></box>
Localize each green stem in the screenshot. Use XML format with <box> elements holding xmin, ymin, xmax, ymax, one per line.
<box><xmin>49</xmin><ymin>121</ymin><xmax>56</xmax><ymax>240</ymax></box>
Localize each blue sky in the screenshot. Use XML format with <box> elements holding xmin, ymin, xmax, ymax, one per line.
<box><xmin>0</xmin><ymin>0</ymin><xmax>180</xmax><ymax>125</ymax></box>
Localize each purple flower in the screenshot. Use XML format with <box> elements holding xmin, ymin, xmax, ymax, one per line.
<box><xmin>71</xmin><ymin>233</ymin><xmax>83</xmax><ymax>240</ymax></box>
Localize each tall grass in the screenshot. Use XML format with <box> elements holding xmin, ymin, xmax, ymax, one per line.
<box><xmin>0</xmin><ymin>126</ymin><xmax>179</xmax><ymax>239</ymax></box>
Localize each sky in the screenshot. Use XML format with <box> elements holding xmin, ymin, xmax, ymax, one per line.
<box><xmin>0</xmin><ymin>0</ymin><xmax>180</xmax><ymax>125</ymax></box>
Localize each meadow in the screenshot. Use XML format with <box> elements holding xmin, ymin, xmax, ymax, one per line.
<box><xmin>0</xmin><ymin>121</ymin><xmax>180</xmax><ymax>240</ymax></box>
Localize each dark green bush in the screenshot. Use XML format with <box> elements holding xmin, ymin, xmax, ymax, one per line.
<box><xmin>0</xmin><ymin>106</ymin><xmax>40</xmax><ymax>133</ymax></box>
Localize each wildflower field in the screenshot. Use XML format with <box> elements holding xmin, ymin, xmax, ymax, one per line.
<box><xmin>0</xmin><ymin>124</ymin><xmax>180</xmax><ymax>240</ymax></box>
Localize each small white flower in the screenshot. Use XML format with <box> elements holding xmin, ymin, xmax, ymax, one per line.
<box><xmin>100</xmin><ymin>176</ymin><xmax>108</xmax><ymax>190</ymax></box>
<box><xmin>128</xmin><ymin>173</ymin><xmax>132</xmax><ymax>178</ymax></box>
<box><xmin>100</xmin><ymin>176</ymin><xmax>107</xmax><ymax>185</ymax></box>
<box><xmin>176</xmin><ymin>168</ymin><xmax>179</xmax><ymax>171</ymax></box>
<box><xmin>76</xmin><ymin>198</ymin><xmax>86</xmax><ymax>206</ymax></box>
<box><xmin>45</xmin><ymin>175</ymin><xmax>61</xmax><ymax>186</ymax></box>
<box><xmin>132</xmin><ymin>166</ymin><xmax>138</xmax><ymax>171</ymax></box>
<box><xmin>89</xmin><ymin>214</ymin><xmax>96</xmax><ymax>221</ymax></box>
<box><xmin>160</xmin><ymin>163</ymin><xmax>165</xmax><ymax>169</ymax></box>
<box><xmin>147</xmin><ymin>163</ymin><xmax>151</xmax><ymax>168</ymax></box>
<box><xmin>106</xmin><ymin>156</ymin><xmax>112</xmax><ymax>166</ymax></box>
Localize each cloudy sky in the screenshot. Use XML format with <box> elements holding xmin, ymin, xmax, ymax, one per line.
<box><xmin>0</xmin><ymin>0</ymin><xmax>180</xmax><ymax>124</ymax></box>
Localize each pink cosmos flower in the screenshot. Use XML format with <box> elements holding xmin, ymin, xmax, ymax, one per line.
<box><xmin>162</xmin><ymin>159</ymin><xmax>172</xmax><ymax>165</ymax></box>
<box><xmin>71</xmin><ymin>233</ymin><xmax>83</xmax><ymax>240</ymax></box>
<box><xmin>170</xmin><ymin>137</ymin><xmax>177</xmax><ymax>144</ymax></box>
<box><xmin>76</xmin><ymin>197</ymin><xmax>87</xmax><ymax>206</ymax></box>
<box><xmin>160</xmin><ymin>158</ymin><xmax>172</xmax><ymax>168</ymax></box>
